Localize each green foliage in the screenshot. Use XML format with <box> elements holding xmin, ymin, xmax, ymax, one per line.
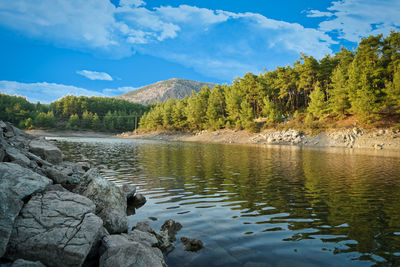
<box><xmin>0</xmin><ymin>93</ymin><xmax>147</xmax><ymax>132</ymax></box>
<box><xmin>67</xmin><ymin>114</ymin><xmax>80</xmax><ymax>130</ymax></box>
<box><xmin>81</xmin><ymin>111</ymin><xmax>94</xmax><ymax>129</ymax></box>
<box><xmin>329</xmin><ymin>64</ymin><xmax>350</xmax><ymax>117</ymax></box>
<box><xmin>307</xmin><ymin>82</ymin><xmax>327</xmax><ymax>119</ymax></box>
<box><xmin>92</xmin><ymin>113</ymin><xmax>101</xmax><ymax>130</ymax></box>
<box><xmin>262</xmin><ymin>97</ymin><xmax>281</xmax><ymax>123</ymax></box>
<box><xmin>24</xmin><ymin>118</ymin><xmax>34</xmax><ymax>130</ymax></box>
<box><xmin>34</xmin><ymin>112</ymin><xmax>55</xmax><ymax>128</ymax></box>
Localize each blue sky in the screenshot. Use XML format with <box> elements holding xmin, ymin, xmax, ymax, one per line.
<box><xmin>0</xmin><ymin>0</ymin><xmax>399</xmax><ymax>103</ymax></box>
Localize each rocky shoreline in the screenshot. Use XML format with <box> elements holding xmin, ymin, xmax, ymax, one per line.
<box><xmin>0</xmin><ymin>121</ymin><xmax>199</xmax><ymax>267</ymax></box>
<box><xmin>123</xmin><ymin>127</ymin><xmax>400</xmax><ymax>151</ymax></box>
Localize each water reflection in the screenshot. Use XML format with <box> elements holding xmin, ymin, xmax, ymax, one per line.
<box><xmin>53</xmin><ymin>137</ymin><xmax>400</xmax><ymax>266</ymax></box>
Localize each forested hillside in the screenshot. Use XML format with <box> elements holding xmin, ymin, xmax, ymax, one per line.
<box><xmin>0</xmin><ymin>94</ymin><xmax>148</xmax><ymax>132</ymax></box>
<box><xmin>139</xmin><ymin>32</ymin><xmax>400</xmax><ymax>132</ymax></box>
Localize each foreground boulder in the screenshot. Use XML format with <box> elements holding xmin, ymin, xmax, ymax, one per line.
<box><xmin>0</xmin><ymin>163</ymin><xmax>52</xmax><ymax>257</ymax></box>
<box><xmin>29</xmin><ymin>138</ymin><xmax>63</xmax><ymax>164</ymax></box>
<box><xmin>6</xmin><ymin>191</ymin><xmax>103</xmax><ymax>267</ymax></box>
<box><xmin>73</xmin><ymin>169</ymin><xmax>128</xmax><ymax>234</ymax></box>
<box><xmin>99</xmin><ymin>233</ymin><xmax>165</xmax><ymax>267</ymax></box>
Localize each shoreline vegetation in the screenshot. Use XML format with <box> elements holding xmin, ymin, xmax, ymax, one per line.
<box><xmin>138</xmin><ymin>33</ymin><xmax>400</xmax><ymax>134</ymax></box>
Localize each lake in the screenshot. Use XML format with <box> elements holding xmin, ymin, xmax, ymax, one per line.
<box><xmin>52</xmin><ymin>137</ymin><xmax>400</xmax><ymax>267</ymax></box>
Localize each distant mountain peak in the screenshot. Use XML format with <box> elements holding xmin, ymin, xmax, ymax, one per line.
<box><xmin>115</xmin><ymin>78</ymin><xmax>215</xmax><ymax>105</ymax></box>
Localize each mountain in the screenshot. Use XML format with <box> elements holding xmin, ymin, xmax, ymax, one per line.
<box><xmin>115</xmin><ymin>78</ymin><xmax>216</xmax><ymax>105</ymax></box>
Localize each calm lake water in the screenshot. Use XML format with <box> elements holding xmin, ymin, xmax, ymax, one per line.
<box><xmin>51</xmin><ymin>137</ymin><xmax>400</xmax><ymax>267</ymax></box>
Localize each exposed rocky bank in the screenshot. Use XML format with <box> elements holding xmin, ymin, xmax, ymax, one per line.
<box><xmin>0</xmin><ymin>121</ymin><xmax>198</xmax><ymax>267</ymax></box>
<box><xmin>124</xmin><ymin>127</ymin><xmax>400</xmax><ymax>151</ymax></box>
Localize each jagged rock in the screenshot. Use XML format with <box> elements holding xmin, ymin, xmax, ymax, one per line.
<box><xmin>6</xmin><ymin>191</ymin><xmax>103</xmax><ymax>267</ymax></box>
<box><xmin>29</xmin><ymin>138</ymin><xmax>63</xmax><ymax>164</ymax></box>
<box><xmin>132</xmin><ymin>193</ymin><xmax>147</xmax><ymax>208</ymax></box>
<box><xmin>11</xmin><ymin>259</ymin><xmax>45</xmax><ymax>267</ymax></box>
<box><xmin>73</xmin><ymin>169</ymin><xmax>128</xmax><ymax>234</ymax></box>
<box><xmin>100</xmin><ymin>234</ymin><xmax>165</xmax><ymax>267</ymax></box>
<box><xmin>4</xmin><ymin>146</ymin><xmax>31</xmax><ymax>167</ymax></box>
<box><xmin>160</xmin><ymin>219</ymin><xmax>182</xmax><ymax>242</ymax></box>
<box><xmin>121</xmin><ymin>184</ymin><xmax>136</xmax><ymax>200</ymax></box>
<box><xmin>126</xmin><ymin>230</ymin><xmax>159</xmax><ymax>248</ymax></box>
<box><xmin>76</xmin><ymin>162</ymin><xmax>91</xmax><ymax>172</ymax></box>
<box><xmin>157</xmin><ymin>219</ymin><xmax>182</xmax><ymax>250</ymax></box>
<box><xmin>43</xmin><ymin>165</ymin><xmax>81</xmax><ymax>186</ymax></box>
<box><xmin>0</xmin><ymin>163</ymin><xmax>52</xmax><ymax>257</ymax></box>
<box><xmin>24</xmin><ymin>151</ymin><xmax>52</xmax><ymax>168</ymax></box>
<box><xmin>84</xmin><ymin>227</ymin><xmax>110</xmax><ymax>267</ymax></box>
<box><xmin>132</xmin><ymin>221</ymin><xmax>155</xmax><ymax>234</ymax></box>
<box><xmin>44</xmin><ymin>183</ymin><xmax>69</xmax><ymax>192</ymax></box>
<box><xmin>180</xmin><ymin>237</ymin><xmax>203</xmax><ymax>252</ymax></box>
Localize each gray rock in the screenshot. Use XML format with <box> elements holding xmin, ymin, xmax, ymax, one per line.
<box><xmin>159</xmin><ymin>219</ymin><xmax>182</xmax><ymax>248</ymax></box>
<box><xmin>84</xmin><ymin>227</ymin><xmax>110</xmax><ymax>267</ymax></box>
<box><xmin>6</xmin><ymin>191</ymin><xmax>103</xmax><ymax>267</ymax></box>
<box><xmin>43</xmin><ymin>165</ymin><xmax>81</xmax><ymax>186</ymax></box>
<box><xmin>24</xmin><ymin>151</ymin><xmax>52</xmax><ymax>168</ymax></box>
<box><xmin>180</xmin><ymin>237</ymin><xmax>203</xmax><ymax>252</ymax></box>
<box><xmin>100</xmin><ymin>235</ymin><xmax>165</xmax><ymax>267</ymax></box>
<box><xmin>132</xmin><ymin>193</ymin><xmax>147</xmax><ymax>207</ymax></box>
<box><xmin>44</xmin><ymin>183</ymin><xmax>69</xmax><ymax>192</ymax></box>
<box><xmin>126</xmin><ymin>230</ymin><xmax>159</xmax><ymax>248</ymax></box>
<box><xmin>132</xmin><ymin>221</ymin><xmax>155</xmax><ymax>234</ymax></box>
<box><xmin>11</xmin><ymin>259</ymin><xmax>45</xmax><ymax>267</ymax></box>
<box><xmin>121</xmin><ymin>184</ymin><xmax>136</xmax><ymax>200</ymax></box>
<box><xmin>74</xmin><ymin>169</ymin><xmax>128</xmax><ymax>234</ymax></box>
<box><xmin>76</xmin><ymin>162</ymin><xmax>90</xmax><ymax>172</ymax></box>
<box><xmin>0</xmin><ymin>163</ymin><xmax>52</xmax><ymax>257</ymax></box>
<box><xmin>4</xmin><ymin>147</ymin><xmax>31</xmax><ymax>167</ymax></box>
<box><xmin>0</xmin><ymin>146</ymin><xmax>4</xmax><ymax>162</ymax></box>
<box><xmin>29</xmin><ymin>138</ymin><xmax>63</xmax><ymax>164</ymax></box>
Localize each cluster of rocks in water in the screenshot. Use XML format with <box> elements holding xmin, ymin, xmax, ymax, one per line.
<box><xmin>0</xmin><ymin>121</ymin><xmax>202</xmax><ymax>267</ymax></box>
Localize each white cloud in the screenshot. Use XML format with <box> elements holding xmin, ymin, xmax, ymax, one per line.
<box><xmin>0</xmin><ymin>81</ymin><xmax>105</xmax><ymax>103</ymax></box>
<box><xmin>120</xmin><ymin>0</ymin><xmax>146</xmax><ymax>8</ymax></box>
<box><xmin>5</xmin><ymin>0</ymin><xmax>384</xmax><ymax>80</ymax></box>
<box><xmin>103</xmin><ymin>86</ymin><xmax>137</xmax><ymax>94</ymax></box>
<box><xmin>306</xmin><ymin>10</ymin><xmax>334</xmax><ymax>18</ymax></box>
<box><xmin>77</xmin><ymin>70</ymin><xmax>113</xmax><ymax>81</ymax></box>
<box><xmin>314</xmin><ymin>0</ymin><xmax>400</xmax><ymax>42</ymax></box>
<box><xmin>155</xmin><ymin>5</ymin><xmax>230</xmax><ymax>25</ymax></box>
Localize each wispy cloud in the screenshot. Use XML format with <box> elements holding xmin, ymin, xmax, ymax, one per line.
<box><xmin>0</xmin><ymin>81</ymin><xmax>105</xmax><ymax>103</ymax></box>
<box><xmin>77</xmin><ymin>70</ymin><xmax>113</xmax><ymax>81</ymax></box>
<box><xmin>306</xmin><ymin>10</ymin><xmax>334</xmax><ymax>18</ymax></box>
<box><xmin>312</xmin><ymin>0</ymin><xmax>400</xmax><ymax>42</ymax></box>
<box><xmin>103</xmin><ymin>86</ymin><xmax>137</xmax><ymax>94</ymax></box>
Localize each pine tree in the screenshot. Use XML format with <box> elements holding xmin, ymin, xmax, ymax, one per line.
<box><xmin>307</xmin><ymin>82</ymin><xmax>327</xmax><ymax>119</ymax></box>
<box><xmin>262</xmin><ymin>97</ymin><xmax>281</xmax><ymax>123</ymax></box>
<box><xmin>67</xmin><ymin>114</ymin><xmax>80</xmax><ymax>130</ymax></box>
<box><xmin>329</xmin><ymin>65</ymin><xmax>350</xmax><ymax>117</ymax></box>
<box><xmin>92</xmin><ymin>113</ymin><xmax>101</xmax><ymax>130</ymax></box>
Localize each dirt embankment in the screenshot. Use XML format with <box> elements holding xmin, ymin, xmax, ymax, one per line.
<box><xmin>121</xmin><ymin>128</ymin><xmax>400</xmax><ymax>151</ymax></box>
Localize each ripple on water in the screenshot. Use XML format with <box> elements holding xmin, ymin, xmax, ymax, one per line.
<box><xmin>55</xmin><ymin>137</ymin><xmax>400</xmax><ymax>267</ymax></box>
